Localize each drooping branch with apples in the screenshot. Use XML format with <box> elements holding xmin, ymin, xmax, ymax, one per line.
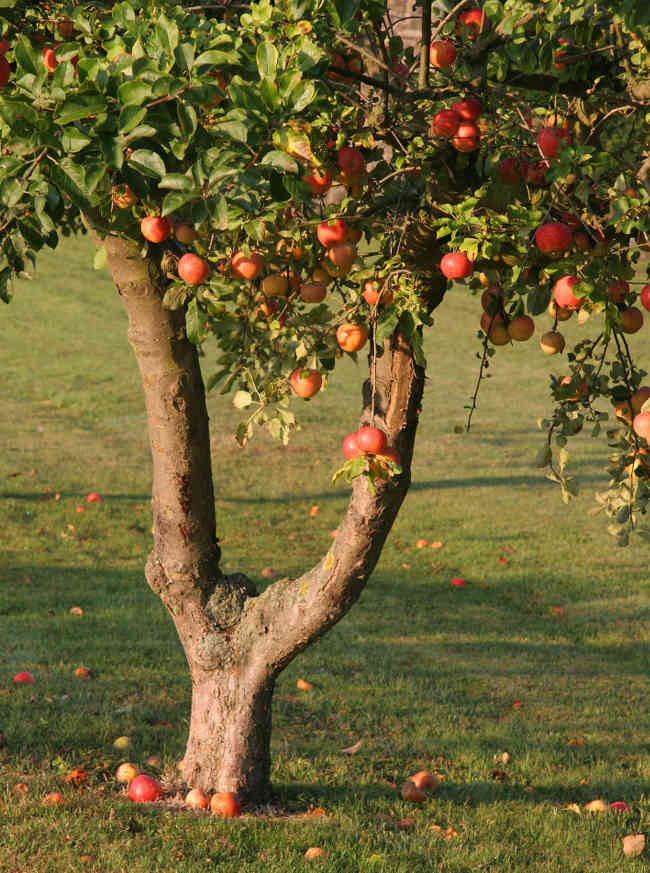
<box><xmin>1</xmin><ymin>0</ymin><xmax>649</xmax><ymax>804</ymax></box>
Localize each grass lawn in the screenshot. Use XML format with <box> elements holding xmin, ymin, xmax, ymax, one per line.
<box><xmin>0</xmin><ymin>234</ymin><xmax>648</xmax><ymax>873</ymax></box>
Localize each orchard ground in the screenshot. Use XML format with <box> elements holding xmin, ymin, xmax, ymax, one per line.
<box><xmin>0</xmin><ymin>235</ymin><xmax>648</xmax><ymax>873</ymax></box>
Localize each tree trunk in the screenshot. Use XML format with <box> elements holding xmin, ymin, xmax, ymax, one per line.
<box><xmin>87</xmin><ymin>223</ymin><xmax>439</xmax><ymax>803</ymax></box>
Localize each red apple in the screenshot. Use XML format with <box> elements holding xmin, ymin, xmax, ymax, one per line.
<box><xmin>42</xmin><ymin>47</ymin><xmax>58</xmax><ymax>73</ymax></box>
<box><xmin>633</xmin><ymin>411</ymin><xmax>650</xmax><ymax>441</ymax></box>
<box><xmin>429</xmin><ymin>40</ymin><xmax>456</xmax><ymax>68</ymax></box>
<box><xmin>451</xmin><ymin>98</ymin><xmax>482</xmax><ymax>122</ymax></box>
<box><xmin>210</xmin><ymin>792</ymin><xmax>242</xmax><ymax>817</ymax></box>
<box><xmin>553</xmin><ymin>275</ymin><xmax>585</xmax><ymax>311</ymax></box>
<box><xmin>639</xmin><ymin>285</ymin><xmax>650</xmax><ymax>312</ymax></box>
<box><xmin>431</xmin><ymin>109</ymin><xmax>461</xmax><ymax>138</ymax></box>
<box><xmin>621</xmin><ymin>306</ymin><xmax>643</xmax><ymax>334</ymax></box>
<box><xmin>356</xmin><ymin>426</ymin><xmax>387</xmax><ymax>454</ymax></box>
<box><xmin>337</xmin><ymin>146</ymin><xmax>365</xmax><ymax>176</ymax></box>
<box><xmin>128</xmin><ymin>774</ymin><xmax>164</xmax><ymax>803</ymax></box>
<box><xmin>535</xmin><ymin>222</ymin><xmax>572</xmax><ymax>254</ymax></box>
<box><xmin>317</xmin><ymin>218</ymin><xmax>349</xmax><ymax>247</ymax></box>
<box><xmin>174</xmin><ymin>223</ymin><xmax>196</xmax><ymax>245</ymax></box>
<box><xmin>457</xmin><ymin>8</ymin><xmax>489</xmax><ymax>39</ymax></box>
<box><xmin>185</xmin><ymin>788</ymin><xmax>210</xmax><ymax>809</ymax></box>
<box><xmin>537</xmin><ymin>126</ymin><xmax>570</xmax><ymax>158</ymax></box>
<box><xmin>141</xmin><ymin>216</ymin><xmax>172</xmax><ymax>244</ymax></box>
<box><xmin>86</xmin><ymin>492</ymin><xmax>102</xmax><ymax>503</ymax></box>
<box><xmin>231</xmin><ymin>251</ymin><xmax>264</xmax><ymax>280</ymax></box>
<box><xmin>498</xmin><ymin>156</ymin><xmax>528</xmax><ymax>184</ymax></box>
<box><xmin>342</xmin><ymin>431</ymin><xmax>363</xmax><ymax>459</ymax></box>
<box><xmin>0</xmin><ymin>39</ymin><xmax>10</xmax><ymax>55</ymax></box>
<box><xmin>440</xmin><ymin>252</ymin><xmax>474</xmax><ymax>279</ymax></box>
<box><xmin>290</xmin><ymin>368</ymin><xmax>322</xmax><ymax>399</ymax></box>
<box><xmin>0</xmin><ymin>55</ymin><xmax>9</xmax><ymax>88</ymax></box>
<box><xmin>303</xmin><ymin>167</ymin><xmax>332</xmax><ymax>196</ymax></box>
<box><xmin>508</xmin><ymin>314</ymin><xmax>535</xmax><ymax>341</ymax></box>
<box><xmin>13</xmin><ymin>671</ymin><xmax>35</xmax><ymax>684</ymax></box>
<box><xmin>178</xmin><ymin>253</ymin><xmax>210</xmax><ymax>285</ymax></box>
<box><xmin>606</xmin><ymin>280</ymin><xmax>629</xmax><ymax>304</ymax></box>
<box><xmin>452</xmin><ymin>122</ymin><xmax>480</xmax><ymax>152</ymax></box>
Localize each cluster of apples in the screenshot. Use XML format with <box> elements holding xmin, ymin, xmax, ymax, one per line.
<box><xmin>303</xmin><ymin>144</ymin><xmax>367</xmax><ymax>196</ymax></box>
<box><xmin>115</xmin><ymin>761</ymin><xmax>242</xmax><ymax>815</ymax></box>
<box><xmin>341</xmin><ymin>425</ymin><xmax>400</xmax><ymax>473</ymax></box>
<box><xmin>430</xmin><ymin>95</ymin><xmax>483</xmax><ymax>153</ymax></box>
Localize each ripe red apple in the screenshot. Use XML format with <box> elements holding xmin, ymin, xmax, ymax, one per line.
<box><xmin>185</xmin><ymin>788</ymin><xmax>210</xmax><ymax>809</ymax></box>
<box><xmin>337</xmin><ymin>146</ymin><xmax>365</xmax><ymax>176</ymax></box>
<box><xmin>363</xmin><ymin>280</ymin><xmax>393</xmax><ymax>306</ymax></box>
<box><xmin>535</xmin><ymin>222</ymin><xmax>572</xmax><ymax>254</ymax></box>
<box><xmin>231</xmin><ymin>251</ymin><xmax>264</xmax><ymax>280</ymax></box>
<box><xmin>0</xmin><ymin>38</ymin><xmax>10</xmax><ymax>55</ymax></box>
<box><xmin>13</xmin><ymin>671</ymin><xmax>35</xmax><ymax>684</ymax></box>
<box><xmin>42</xmin><ymin>47</ymin><xmax>58</xmax><ymax>73</ymax></box>
<box><xmin>481</xmin><ymin>285</ymin><xmax>502</xmax><ymax>313</ymax></box>
<box><xmin>451</xmin><ymin>97</ymin><xmax>482</xmax><ymax>122</ymax></box>
<box><xmin>508</xmin><ymin>314</ymin><xmax>535</xmax><ymax>341</ymax></box>
<box><xmin>606</xmin><ymin>280</ymin><xmax>629</xmax><ymax>304</ymax></box>
<box><xmin>0</xmin><ymin>55</ymin><xmax>10</xmax><ymax>88</ymax></box>
<box><xmin>303</xmin><ymin>166</ymin><xmax>332</xmax><ymax>196</ymax></box>
<box><xmin>357</xmin><ymin>426</ymin><xmax>388</xmax><ymax>454</ymax></box>
<box><xmin>342</xmin><ymin>431</ymin><xmax>363</xmax><ymax>459</ymax></box>
<box><xmin>210</xmin><ymin>792</ymin><xmax>242</xmax><ymax>817</ymax></box>
<box><xmin>457</xmin><ymin>8</ymin><xmax>488</xmax><ymax>39</ymax></box>
<box><xmin>431</xmin><ymin>109</ymin><xmax>461</xmax><ymax>138</ymax></box>
<box><xmin>178</xmin><ymin>253</ymin><xmax>210</xmax><ymax>285</ymax></box>
<box><xmin>553</xmin><ymin>275</ymin><xmax>585</xmax><ymax>310</ymax></box>
<box><xmin>174</xmin><ymin>223</ymin><xmax>196</xmax><ymax>245</ymax></box>
<box><xmin>409</xmin><ymin>770</ymin><xmax>439</xmax><ymax>792</ymax></box>
<box><xmin>453</xmin><ymin>122</ymin><xmax>480</xmax><ymax>152</ymax></box>
<box><xmin>429</xmin><ymin>40</ymin><xmax>456</xmax><ymax>68</ymax></box>
<box><xmin>640</xmin><ymin>285</ymin><xmax>650</xmax><ymax>312</ymax></box>
<box><xmin>336</xmin><ymin>322</ymin><xmax>368</xmax><ymax>352</ymax></box>
<box><xmin>537</xmin><ymin>126</ymin><xmax>570</xmax><ymax>158</ymax></box>
<box><xmin>327</xmin><ymin>241</ymin><xmax>357</xmax><ymax>270</ymax></box>
<box><xmin>128</xmin><ymin>774</ymin><xmax>164</xmax><ymax>803</ymax></box>
<box><xmin>573</xmin><ymin>230</ymin><xmax>591</xmax><ymax>251</ymax></box>
<box><xmin>58</xmin><ymin>18</ymin><xmax>75</xmax><ymax>39</ymax></box>
<box><xmin>621</xmin><ymin>306</ymin><xmax>643</xmax><ymax>334</ymax></box>
<box><xmin>141</xmin><ymin>216</ymin><xmax>172</xmax><ymax>244</ymax></box>
<box><xmin>401</xmin><ymin>780</ymin><xmax>427</xmax><ymax>803</ymax></box>
<box><xmin>498</xmin><ymin>156</ymin><xmax>528</xmax><ymax>185</ymax></box>
<box><xmin>633</xmin><ymin>411</ymin><xmax>650</xmax><ymax>441</ymax></box>
<box><xmin>440</xmin><ymin>252</ymin><xmax>474</xmax><ymax>279</ymax></box>
<box><xmin>290</xmin><ymin>368</ymin><xmax>322</xmax><ymax>399</ymax></box>
<box><xmin>42</xmin><ymin>792</ymin><xmax>65</xmax><ymax>806</ymax></box>
<box><xmin>317</xmin><ymin>218</ymin><xmax>349</xmax><ymax>247</ymax></box>
<box><xmin>376</xmin><ymin>447</ymin><xmax>401</xmax><ymax>467</ymax></box>
<box><xmin>86</xmin><ymin>492</ymin><xmax>102</xmax><ymax>503</ymax></box>
<box><xmin>300</xmin><ymin>281</ymin><xmax>327</xmax><ymax>303</ymax></box>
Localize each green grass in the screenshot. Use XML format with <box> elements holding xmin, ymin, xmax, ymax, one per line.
<box><xmin>0</xmin><ymin>235</ymin><xmax>648</xmax><ymax>873</ymax></box>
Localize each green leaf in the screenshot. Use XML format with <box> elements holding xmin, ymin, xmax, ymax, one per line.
<box><xmin>48</xmin><ymin>161</ymin><xmax>91</xmax><ymax>210</ymax></box>
<box><xmin>55</xmin><ymin>94</ymin><xmax>107</xmax><ymax>125</ymax></box>
<box><xmin>185</xmin><ymin>298</ymin><xmax>201</xmax><ymax>344</ymax></box>
<box><xmin>118</xmin><ymin>80</ymin><xmax>152</xmax><ymax>107</ymax></box>
<box><xmin>291</xmin><ymin>81</ymin><xmax>316</xmax><ymax>112</ymax></box>
<box><xmin>14</xmin><ymin>36</ymin><xmax>39</xmax><ymax>76</ymax></box>
<box><xmin>256</xmin><ymin>40</ymin><xmax>278</xmax><ymax>79</ymax></box>
<box><xmin>233</xmin><ymin>390</ymin><xmax>253</xmax><ymax>409</ymax></box>
<box><xmin>177</xmin><ymin>102</ymin><xmax>198</xmax><ymax>140</ymax></box>
<box><xmin>158</xmin><ymin>173</ymin><xmax>195</xmax><ymax>191</ymax></box>
<box><xmin>0</xmin><ymin>179</ymin><xmax>24</xmax><ymax>208</ymax></box>
<box><xmin>118</xmin><ymin>105</ymin><xmax>147</xmax><ymax>134</ymax></box>
<box><xmin>376</xmin><ymin>308</ymin><xmax>400</xmax><ymax>343</ymax></box>
<box><xmin>215</xmin><ymin>121</ymin><xmax>248</xmax><ymax>143</ymax></box>
<box><xmin>194</xmin><ymin>50</ymin><xmax>237</xmax><ymax>69</ymax></box>
<box><xmin>260</xmin><ymin>150</ymin><xmax>298</xmax><ymax>173</ymax></box>
<box><xmin>85</xmin><ymin>161</ymin><xmax>107</xmax><ymax>194</ymax></box>
<box><xmin>128</xmin><ymin>149</ymin><xmax>166</xmax><ymax>179</ymax></box>
<box><xmin>260</xmin><ymin>77</ymin><xmax>281</xmax><ymax>110</ymax></box>
<box><xmin>174</xmin><ymin>42</ymin><xmax>195</xmax><ymax>74</ymax></box>
<box><xmin>161</xmin><ymin>189</ymin><xmax>197</xmax><ymax>216</ymax></box>
<box><xmin>61</xmin><ymin>129</ymin><xmax>92</xmax><ymax>154</ymax></box>
<box><xmin>93</xmin><ymin>246</ymin><xmax>107</xmax><ymax>270</ymax></box>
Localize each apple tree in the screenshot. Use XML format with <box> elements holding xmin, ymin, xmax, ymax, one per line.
<box><xmin>1</xmin><ymin>0</ymin><xmax>650</xmax><ymax>801</ymax></box>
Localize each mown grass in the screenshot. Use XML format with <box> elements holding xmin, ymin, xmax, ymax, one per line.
<box><xmin>0</xmin><ymin>234</ymin><xmax>648</xmax><ymax>873</ymax></box>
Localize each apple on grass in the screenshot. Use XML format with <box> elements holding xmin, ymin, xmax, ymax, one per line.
<box><xmin>13</xmin><ymin>671</ymin><xmax>35</xmax><ymax>684</ymax></box>
<box><xmin>128</xmin><ymin>774</ymin><xmax>164</xmax><ymax>803</ymax></box>
<box><xmin>115</xmin><ymin>763</ymin><xmax>140</xmax><ymax>784</ymax></box>
<box><xmin>210</xmin><ymin>791</ymin><xmax>242</xmax><ymax>817</ymax></box>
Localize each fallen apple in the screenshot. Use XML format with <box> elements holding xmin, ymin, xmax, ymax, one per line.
<box><xmin>128</xmin><ymin>774</ymin><xmax>163</xmax><ymax>803</ymax></box>
<box><xmin>115</xmin><ymin>762</ymin><xmax>140</xmax><ymax>784</ymax></box>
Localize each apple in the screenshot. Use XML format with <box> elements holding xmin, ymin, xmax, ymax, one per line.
<box><xmin>112</xmin><ymin>184</ymin><xmax>138</xmax><ymax>209</ymax></box>
<box><xmin>303</xmin><ymin>166</ymin><xmax>332</xmax><ymax>196</ymax></box>
<box><xmin>336</xmin><ymin>322</ymin><xmax>368</xmax><ymax>352</ymax></box>
<box><xmin>453</xmin><ymin>122</ymin><xmax>480</xmax><ymax>152</ymax></box>
<box><xmin>440</xmin><ymin>252</ymin><xmax>474</xmax><ymax>279</ymax></box>
<box><xmin>317</xmin><ymin>219</ymin><xmax>349</xmax><ymax>247</ymax></box>
<box><xmin>429</xmin><ymin>40</ymin><xmax>456</xmax><ymax>68</ymax></box>
<box><xmin>327</xmin><ymin>241</ymin><xmax>357</xmax><ymax>270</ymax></box>
<box><xmin>392</xmin><ymin>60</ymin><xmax>410</xmax><ymax>80</ymax></box>
<box><xmin>0</xmin><ymin>55</ymin><xmax>10</xmax><ymax>88</ymax></box>
<box><xmin>42</xmin><ymin>792</ymin><xmax>65</xmax><ymax>806</ymax></box>
<box><xmin>300</xmin><ymin>282</ymin><xmax>327</xmax><ymax>303</ymax></box>
<box><xmin>363</xmin><ymin>280</ymin><xmax>393</xmax><ymax>306</ymax></box>
<box><xmin>348</xmin><ymin>226</ymin><xmax>363</xmax><ymax>245</ymax></box>
<box><xmin>633</xmin><ymin>411</ymin><xmax>650</xmax><ymax>441</ymax></box>
<box><xmin>431</xmin><ymin>109</ymin><xmax>461</xmax><ymax>138</ymax></box>
<box><xmin>185</xmin><ymin>788</ymin><xmax>210</xmax><ymax>809</ymax></box>
<box><xmin>450</xmin><ymin>577</ymin><xmax>467</xmax><ymax>586</ymax></box>
<box><xmin>290</xmin><ymin>368</ymin><xmax>322</xmax><ymax>399</ymax></box>
<box><xmin>548</xmin><ymin>300</ymin><xmax>573</xmax><ymax>321</ymax></box>
<box><xmin>400</xmin><ymin>780</ymin><xmax>427</xmax><ymax>803</ymax></box>
<box><xmin>0</xmin><ymin>38</ymin><xmax>10</xmax><ymax>55</ymax></box>
<box><xmin>484</xmin><ymin>320</ymin><xmax>510</xmax><ymax>345</ymax></box>
<box><xmin>498</xmin><ymin>156</ymin><xmax>528</xmax><ymax>185</ymax></box>
<box><xmin>342</xmin><ymin>431</ymin><xmax>363</xmax><ymax>459</ymax></box>
<box><xmin>261</xmin><ymin>273</ymin><xmax>289</xmax><ymax>297</ymax></box>
<box><xmin>115</xmin><ymin>763</ymin><xmax>140</xmax><ymax>784</ymax></box>
<box><xmin>621</xmin><ymin>306</ymin><xmax>643</xmax><ymax>334</ymax></box>
<box><xmin>141</xmin><ymin>216</ymin><xmax>172</xmax><ymax>244</ymax></box>
<box><xmin>451</xmin><ymin>98</ymin><xmax>482</xmax><ymax>121</ymax></box>
<box><xmin>210</xmin><ymin>791</ymin><xmax>242</xmax><ymax>817</ymax></box>
<box><xmin>553</xmin><ymin>275</ymin><xmax>585</xmax><ymax>310</ymax></box>
<box><xmin>535</xmin><ymin>222</ymin><xmax>572</xmax><ymax>255</ymax></box>
<box><xmin>304</xmin><ymin>847</ymin><xmax>325</xmax><ymax>860</ymax></box>
<box><xmin>113</xmin><ymin>735</ymin><xmax>131</xmax><ymax>750</ymax></box>
<box><xmin>231</xmin><ymin>251</ymin><xmax>264</xmax><ymax>280</ymax></box>
<box><xmin>87</xmin><ymin>492</ymin><xmax>102</xmax><ymax>503</ymax></box>
<box><xmin>356</xmin><ymin>426</ymin><xmax>387</xmax><ymax>454</ymax></box>
<box><xmin>409</xmin><ymin>770</ymin><xmax>439</xmax><ymax>792</ymax></box>
<box><xmin>128</xmin><ymin>774</ymin><xmax>163</xmax><ymax>803</ymax></box>
<box><xmin>58</xmin><ymin>18</ymin><xmax>75</xmax><ymax>39</ymax></box>
<box><xmin>74</xmin><ymin>666</ymin><xmax>91</xmax><ymax>678</ymax></box>
<box><xmin>178</xmin><ymin>253</ymin><xmax>210</xmax><ymax>285</ymax></box>
<box><xmin>457</xmin><ymin>8</ymin><xmax>489</xmax><ymax>39</ymax></box>
<box><xmin>537</xmin><ymin>126</ymin><xmax>570</xmax><ymax>158</ymax></box>
<box><xmin>540</xmin><ymin>330</ymin><xmax>565</xmax><ymax>354</ymax></box>
<box><xmin>174</xmin><ymin>223</ymin><xmax>196</xmax><ymax>245</ymax></box>
<box><xmin>337</xmin><ymin>146</ymin><xmax>365</xmax><ymax>176</ymax></box>
<box><xmin>376</xmin><ymin>447</ymin><xmax>401</xmax><ymax>468</ymax></box>
<box><xmin>13</xmin><ymin>671</ymin><xmax>35</xmax><ymax>684</ymax></box>
<box><xmin>42</xmin><ymin>47</ymin><xmax>58</xmax><ymax>73</ymax></box>
<box><xmin>481</xmin><ymin>286</ymin><xmax>502</xmax><ymax>313</ymax></box>
<box><xmin>508</xmin><ymin>315</ymin><xmax>535</xmax><ymax>341</ymax></box>
<box><xmin>640</xmin><ymin>285</ymin><xmax>650</xmax><ymax>311</ymax></box>
<box><xmin>606</xmin><ymin>280</ymin><xmax>629</xmax><ymax>304</ymax></box>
